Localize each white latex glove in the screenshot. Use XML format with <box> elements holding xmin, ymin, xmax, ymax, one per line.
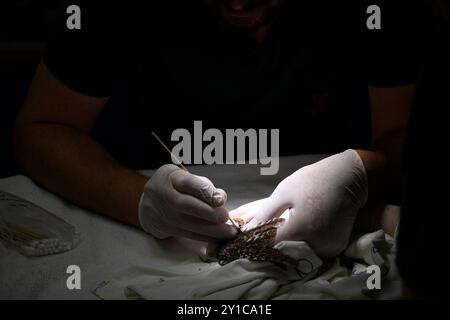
<box><xmin>138</xmin><ymin>164</ymin><xmax>237</xmax><ymax>242</ymax></box>
<box><xmin>230</xmin><ymin>150</ymin><xmax>368</xmax><ymax>258</ymax></box>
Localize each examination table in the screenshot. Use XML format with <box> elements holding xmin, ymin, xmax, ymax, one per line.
<box><xmin>0</xmin><ymin>155</ymin><xmax>401</xmax><ymax>299</ymax></box>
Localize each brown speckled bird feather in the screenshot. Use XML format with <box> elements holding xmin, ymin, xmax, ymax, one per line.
<box><xmin>216</xmin><ymin>218</ymin><xmax>297</xmax><ymax>269</ymax></box>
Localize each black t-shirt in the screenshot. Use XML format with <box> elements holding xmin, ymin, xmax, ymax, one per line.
<box><xmin>397</xmin><ymin>15</ymin><xmax>450</xmax><ymax>298</ymax></box>
<box><xmin>43</xmin><ymin>0</ymin><xmax>420</xmax><ymax>169</ymax></box>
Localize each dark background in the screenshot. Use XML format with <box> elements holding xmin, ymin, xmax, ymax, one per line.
<box><xmin>0</xmin><ymin>1</ymin><xmax>60</xmax><ymax>178</ymax></box>
<box><xmin>0</xmin><ymin>0</ymin><xmax>421</xmax><ymax>178</ymax></box>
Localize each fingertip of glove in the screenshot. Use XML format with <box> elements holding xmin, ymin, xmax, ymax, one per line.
<box><xmin>212</xmin><ymin>189</ymin><xmax>227</xmax><ymax>207</ymax></box>
<box><xmin>242</xmin><ymin>220</ymin><xmax>257</xmax><ymax>231</ymax></box>
<box><xmin>216</xmin><ymin>211</ymin><xmax>230</xmax><ymax>224</ymax></box>
<box><xmin>221</xmin><ymin>225</ymin><xmax>239</xmax><ymax>239</ymax></box>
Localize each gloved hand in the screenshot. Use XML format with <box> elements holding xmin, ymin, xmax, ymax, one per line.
<box><xmin>230</xmin><ymin>150</ymin><xmax>368</xmax><ymax>258</ymax></box>
<box><xmin>138</xmin><ymin>164</ymin><xmax>237</xmax><ymax>242</ymax></box>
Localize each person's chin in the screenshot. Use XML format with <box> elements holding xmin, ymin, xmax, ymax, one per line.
<box><xmin>219</xmin><ymin>8</ymin><xmax>268</xmax><ymax>29</ymax></box>
<box><xmin>225</xmin><ymin>17</ymin><xmax>263</xmax><ymax>29</ymax></box>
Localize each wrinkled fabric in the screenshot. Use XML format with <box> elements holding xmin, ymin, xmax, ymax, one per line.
<box><xmin>94</xmin><ymin>231</ymin><xmax>400</xmax><ymax>300</ymax></box>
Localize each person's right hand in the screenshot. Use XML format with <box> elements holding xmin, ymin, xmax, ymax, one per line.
<box><xmin>138</xmin><ymin>164</ymin><xmax>238</xmax><ymax>242</ymax></box>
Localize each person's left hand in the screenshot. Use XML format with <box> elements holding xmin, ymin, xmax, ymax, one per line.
<box><xmin>230</xmin><ymin>150</ymin><xmax>369</xmax><ymax>258</ymax></box>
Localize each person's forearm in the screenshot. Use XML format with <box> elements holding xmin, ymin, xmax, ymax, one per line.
<box><xmin>356</xmin><ymin>128</ymin><xmax>406</xmax><ymax>203</ymax></box>
<box><xmin>13</xmin><ymin>123</ymin><xmax>149</xmax><ymax>227</ymax></box>
<box><xmin>351</xmin><ymin>130</ymin><xmax>406</xmax><ymax>234</ymax></box>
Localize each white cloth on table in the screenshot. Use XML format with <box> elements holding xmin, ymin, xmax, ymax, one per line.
<box><xmin>94</xmin><ymin>241</ymin><xmax>321</xmax><ymax>300</ymax></box>
<box><xmin>275</xmin><ymin>230</ymin><xmax>400</xmax><ymax>300</ymax></box>
<box><xmin>93</xmin><ymin>230</ymin><xmax>401</xmax><ymax>300</ymax></box>
<box><xmin>1</xmin><ymin>156</ymin><xmax>400</xmax><ymax>300</ymax></box>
